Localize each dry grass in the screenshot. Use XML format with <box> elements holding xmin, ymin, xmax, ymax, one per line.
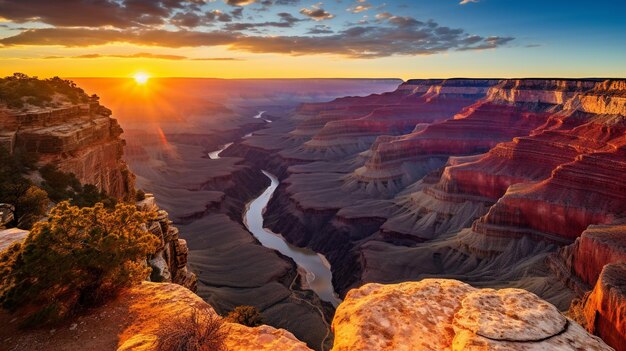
<box><xmin>157</xmin><ymin>307</ymin><xmax>227</xmax><ymax>351</ymax></box>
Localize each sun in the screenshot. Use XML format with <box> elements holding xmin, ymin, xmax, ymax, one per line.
<box><xmin>133</xmin><ymin>72</ymin><xmax>150</xmax><ymax>85</ymax></box>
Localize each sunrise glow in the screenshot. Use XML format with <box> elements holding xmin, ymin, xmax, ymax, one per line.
<box><xmin>133</xmin><ymin>73</ymin><xmax>150</xmax><ymax>85</ymax></box>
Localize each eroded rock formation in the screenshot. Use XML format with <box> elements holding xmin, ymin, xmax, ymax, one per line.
<box><xmin>331</xmin><ymin>279</ymin><xmax>613</xmax><ymax>351</ymax></box>
<box><xmin>1</xmin><ymin>101</ymin><xmax>134</xmax><ymax>199</ymax></box>
<box><xmin>137</xmin><ymin>194</ymin><xmax>197</xmax><ymax>291</ymax></box>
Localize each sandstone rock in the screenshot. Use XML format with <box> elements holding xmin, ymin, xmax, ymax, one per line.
<box><xmin>572</xmin><ymin>263</ymin><xmax>626</xmax><ymax>351</ymax></box>
<box><xmin>5</xmin><ymin>103</ymin><xmax>134</xmax><ymax>199</ymax></box>
<box><xmin>331</xmin><ymin>279</ymin><xmax>613</xmax><ymax>351</ymax></box>
<box><xmin>116</xmin><ymin>282</ymin><xmax>312</xmax><ymax>351</ymax></box>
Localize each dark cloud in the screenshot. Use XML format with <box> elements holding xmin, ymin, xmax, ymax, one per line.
<box><xmin>299</xmin><ymin>6</ymin><xmax>335</xmax><ymax>21</ymax></box>
<box><xmin>0</xmin><ymin>0</ymin><xmax>202</xmax><ymax>28</ymax></box>
<box><xmin>41</xmin><ymin>52</ymin><xmax>241</xmax><ymax>60</ymax></box>
<box><xmin>0</xmin><ymin>15</ymin><xmax>513</xmax><ymax>58</ymax></box>
<box><xmin>307</xmin><ymin>24</ymin><xmax>334</xmax><ymax>34</ymax></box>
<box><xmin>223</xmin><ymin>12</ymin><xmax>304</xmax><ymax>31</ymax></box>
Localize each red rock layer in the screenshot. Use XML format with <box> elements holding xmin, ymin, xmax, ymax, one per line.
<box><xmin>574</xmin><ymin>263</ymin><xmax>626</xmax><ymax>351</ymax></box>
<box><xmin>436</xmin><ymin>118</ymin><xmax>625</xmax><ymax>201</ymax></box>
<box><xmin>553</xmin><ymin>223</ymin><xmax>626</xmax><ymax>293</ymax></box>
<box><xmin>474</xmin><ymin>141</ymin><xmax>626</xmax><ymax>243</ymax></box>
<box><xmin>303</xmin><ymin>80</ymin><xmax>498</xmax><ymax>149</ymax></box>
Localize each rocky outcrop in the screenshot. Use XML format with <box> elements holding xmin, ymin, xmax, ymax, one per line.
<box><xmin>137</xmin><ymin>194</ymin><xmax>197</xmax><ymax>291</ymax></box>
<box><xmin>2</xmin><ymin>101</ymin><xmax>134</xmax><ymax>199</ymax></box>
<box><xmin>570</xmin><ymin>263</ymin><xmax>626</xmax><ymax>351</ymax></box>
<box><xmin>331</xmin><ymin>279</ymin><xmax>613</xmax><ymax>351</ymax></box>
<box><xmin>115</xmin><ymin>282</ymin><xmax>311</xmax><ymax>351</ymax></box>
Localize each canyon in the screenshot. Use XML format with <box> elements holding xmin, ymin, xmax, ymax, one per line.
<box><xmin>1</xmin><ymin>77</ymin><xmax>624</xmax><ymax>350</ymax></box>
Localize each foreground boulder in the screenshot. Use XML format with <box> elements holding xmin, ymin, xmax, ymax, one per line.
<box><xmin>331</xmin><ymin>279</ymin><xmax>613</xmax><ymax>351</ymax></box>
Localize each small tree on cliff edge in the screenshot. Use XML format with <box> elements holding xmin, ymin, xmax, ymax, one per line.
<box><xmin>225</xmin><ymin>305</ymin><xmax>263</xmax><ymax>327</ymax></box>
<box><xmin>0</xmin><ymin>201</ymin><xmax>160</xmax><ymax>325</ymax></box>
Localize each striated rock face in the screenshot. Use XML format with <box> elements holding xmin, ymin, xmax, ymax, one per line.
<box><xmin>293</xmin><ymin>79</ymin><xmax>498</xmax><ymax>161</ymax></box>
<box><xmin>137</xmin><ymin>193</ymin><xmax>197</xmax><ymax>291</ymax></box>
<box><xmin>552</xmin><ymin>223</ymin><xmax>626</xmax><ymax>292</ymax></box>
<box><xmin>571</xmin><ymin>263</ymin><xmax>626</xmax><ymax>351</ymax></box>
<box><xmin>2</xmin><ymin>102</ymin><xmax>134</xmax><ymax>199</ymax></box>
<box><xmin>331</xmin><ymin>279</ymin><xmax>613</xmax><ymax>351</ymax></box>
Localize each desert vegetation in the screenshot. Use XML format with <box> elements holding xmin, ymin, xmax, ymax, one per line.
<box><xmin>157</xmin><ymin>307</ymin><xmax>227</xmax><ymax>351</ymax></box>
<box><xmin>0</xmin><ymin>201</ymin><xmax>159</xmax><ymax>325</ymax></box>
<box><xmin>0</xmin><ymin>73</ymin><xmax>89</xmax><ymax>109</ymax></box>
<box><xmin>225</xmin><ymin>305</ymin><xmax>263</xmax><ymax>327</ymax></box>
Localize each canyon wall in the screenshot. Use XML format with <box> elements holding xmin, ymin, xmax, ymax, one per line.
<box><xmin>1</xmin><ymin>101</ymin><xmax>134</xmax><ymax>199</ymax></box>
<box><xmin>223</xmin><ymin>78</ymin><xmax>626</xmax><ymax>349</ymax></box>
<box><xmin>0</xmin><ymin>100</ymin><xmax>197</xmax><ymax>291</ymax></box>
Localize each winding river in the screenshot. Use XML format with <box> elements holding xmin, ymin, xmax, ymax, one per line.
<box><xmin>208</xmin><ymin>142</ymin><xmax>233</xmax><ymax>159</ymax></box>
<box><xmin>243</xmin><ymin>171</ymin><xmax>341</xmax><ymax>307</ymax></box>
<box><xmin>207</xmin><ymin>112</ymin><xmax>341</xmax><ymax>307</ymax></box>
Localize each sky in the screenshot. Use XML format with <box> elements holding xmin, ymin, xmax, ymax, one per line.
<box><xmin>0</xmin><ymin>0</ymin><xmax>624</xmax><ymax>79</ymax></box>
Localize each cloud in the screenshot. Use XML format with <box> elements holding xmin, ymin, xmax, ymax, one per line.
<box><xmin>0</xmin><ymin>0</ymin><xmax>195</xmax><ymax>28</ymax></box>
<box><xmin>459</xmin><ymin>0</ymin><xmax>479</xmax><ymax>4</ymax></box>
<box><xmin>348</xmin><ymin>2</ymin><xmax>372</xmax><ymax>13</ymax></box>
<box><xmin>223</xmin><ymin>12</ymin><xmax>305</xmax><ymax>31</ymax></box>
<box><xmin>0</xmin><ymin>11</ymin><xmax>514</xmax><ymax>59</ymax></box>
<box><xmin>41</xmin><ymin>52</ymin><xmax>241</xmax><ymax>61</ymax></box>
<box><xmin>299</xmin><ymin>6</ymin><xmax>335</xmax><ymax>21</ymax></box>
<box><xmin>224</xmin><ymin>0</ymin><xmax>256</xmax><ymax>6</ymax></box>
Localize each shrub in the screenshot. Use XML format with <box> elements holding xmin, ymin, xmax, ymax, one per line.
<box><xmin>135</xmin><ymin>189</ymin><xmax>146</xmax><ymax>202</ymax></box>
<box><xmin>0</xmin><ymin>201</ymin><xmax>160</xmax><ymax>325</ymax></box>
<box><xmin>225</xmin><ymin>305</ymin><xmax>263</xmax><ymax>327</ymax></box>
<box><xmin>0</xmin><ymin>73</ymin><xmax>89</xmax><ymax>109</ymax></box>
<box><xmin>157</xmin><ymin>307</ymin><xmax>227</xmax><ymax>351</ymax></box>
<box><xmin>13</xmin><ymin>185</ymin><xmax>49</xmax><ymax>229</ymax></box>
<box><xmin>39</xmin><ymin>164</ymin><xmax>116</xmax><ymax>208</ymax></box>
<box><xmin>0</xmin><ymin>146</ymin><xmax>47</xmax><ymax>229</ymax></box>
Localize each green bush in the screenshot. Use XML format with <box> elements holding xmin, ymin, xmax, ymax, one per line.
<box><xmin>39</xmin><ymin>164</ymin><xmax>116</xmax><ymax>208</ymax></box>
<box><xmin>0</xmin><ymin>201</ymin><xmax>160</xmax><ymax>325</ymax></box>
<box><xmin>225</xmin><ymin>305</ymin><xmax>263</xmax><ymax>327</ymax></box>
<box><xmin>0</xmin><ymin>146</ymin><xmax>47</xmax><ymax>229</ymax></box>
<box><xmin>0</xmin><ymin>73</ymin><xmax>89</xmax><ymax>109</ymax></box>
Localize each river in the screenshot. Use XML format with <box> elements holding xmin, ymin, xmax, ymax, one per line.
<box><xmin>207</xmin><ymin>112</ymin><xmax>341</xmax><ymax>307</ymax></box>
<box><xmin>243</xmin><ymin>171</ymin><xmax>341</xmax><ymax>307</ymax></box>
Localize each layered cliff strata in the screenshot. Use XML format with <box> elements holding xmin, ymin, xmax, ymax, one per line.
<box><xmin>331</xmin><ymin>279</ymin><xmax>612</xmax><ymax>351</ymax></box>
<box><xmin>571</xmin><ymin>263</ymin><xmax>626</xmax><ymax>351</ymax></box>
<box><xmin>288</xmin><ymin>79</ymin><xmax>498</xmax><ymax>161</ymax></box>
<box><xmin>1</xmin><ymin>102</ymin><xmax>134</xmax><ymax>199</ymax></box>
<box><xmin>137</xmin><ymin>194</ymin><xmax>197</xmax><ymax>291</ymax></box>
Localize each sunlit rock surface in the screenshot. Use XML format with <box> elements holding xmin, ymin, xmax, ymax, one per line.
<box><xmin>331</xmin><ymin>279</ymin><xmax>613</xmax><ymax>351</ymax></box>
<box><xmin>572</xmin><ymin>263</ymin><xmax>626</xmax><ymax>351</ymax></box>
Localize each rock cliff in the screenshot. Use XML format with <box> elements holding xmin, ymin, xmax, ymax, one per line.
<box><xmin>0</xmin><ymin>98</ymin><xmax>197</xmax><ymax>292</ymax></box>
<box><xmin>1</xmin><ymin>101</ymin><xmax>134</xmax><ymax>199</ymax></box>
<box><xmin>332</xmin><ymin>279</ymin><xmax>613</xmax><ymax>351</ymax></box>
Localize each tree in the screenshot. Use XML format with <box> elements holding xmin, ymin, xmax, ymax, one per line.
<box><xmin>13</xmin><ymin>185</ymin><xmax>48</xmax><ymax>229</ymax></box>
<box><xmin>0</xmin><ymin>201</ymin><xmax>160</xmax><ymax>325</ymax></box>
<box><xmin>225</xmin><ymin>305</ymin><xmax>263</xmax><ymax>327</ymax></box>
